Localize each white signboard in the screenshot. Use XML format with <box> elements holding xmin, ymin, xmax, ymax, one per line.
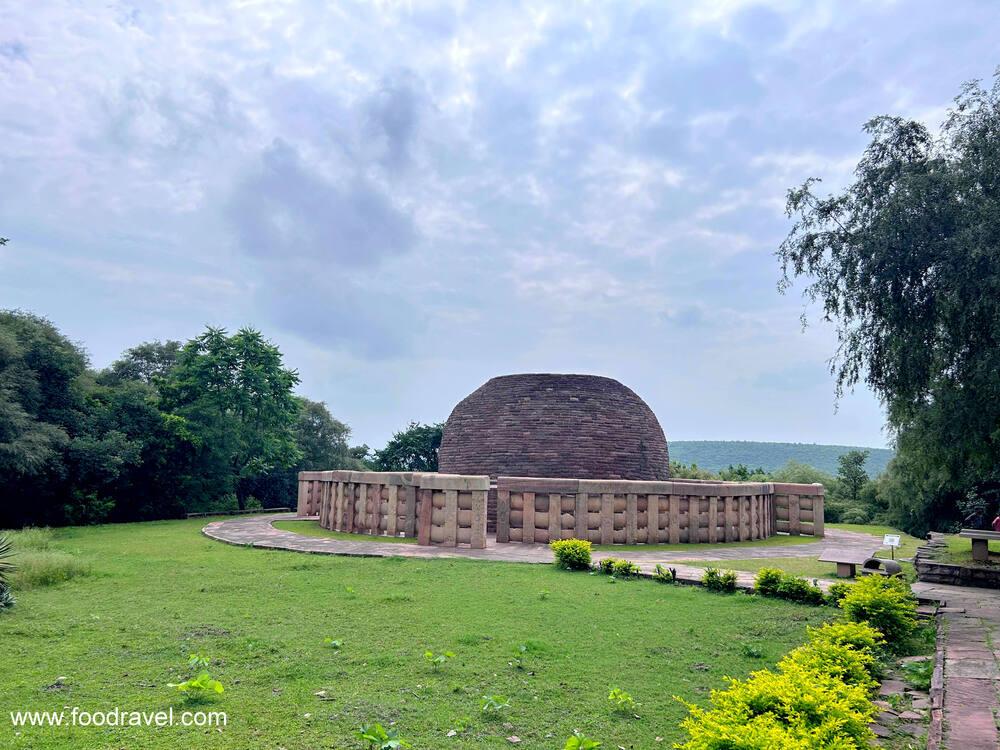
<box><xmin>883</xmin><ymin>534</ymin><xmax>901</xmax><ymax>548</ymax></box>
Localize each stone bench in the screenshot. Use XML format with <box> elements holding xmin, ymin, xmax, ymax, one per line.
<box><xmin>819</xmin><ymin>546</ymin><xmax>880</xmax><ymax>578</ymax></box>
<box><xmin>959</xmin><ymin>529</ymin><xmax>1000</xmax><ymax>563</ymax></box>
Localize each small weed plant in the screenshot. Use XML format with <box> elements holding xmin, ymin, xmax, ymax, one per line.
<box><xmin>480</xmin><ymin>694</ymin><xmax>510</xmax><ymax>715</ymax></box>
<box><xmin>901</xmin><ymin>658</ymin><xmax>933</xmax><ymax>691</ymax></box>
<box><xmin>357</xmin><ymin>722</ymin><xmax>410</xmax><ymax>749</ymax></box>
<box><xmin>424</xmin><ymin>650</ymin><xmax>455</xmax><ymax>670</ymax></box>
<box><xmin>564</xmin><ymin>730</ymin><xmax>602</xmax><ymax>749</ymax></box>
<box><xmin>187</xmin><ymin>653</ymin><xmax>211</xmax><ymax>670</ymax></box>
<box><xmin>598</xmin><ymin>557</ymin><xmax>640</xmax><ymax>578</ymax></box>
<box><xmin>550</xmin><ymin>539</ymin><xmax>592</xmax><ymax>570</ymax></box>
<box><xmin>324</xmin><ymin>637</ymin><xmax>344</xmax><ymax>651</ymax></box>
<box><xmin>168</xmin><ymin>671</ymin><xmax>224</xmax><ymax>700</ymax></box>
<box><xmin>607</xmin><ymin>687</ymin><xmax>636</xmax><ymax>715</ymax></box>
<box><xmin>653</xmin><ymin>564</ymin><xmax>676</xmax><ymax>583</ymax></box>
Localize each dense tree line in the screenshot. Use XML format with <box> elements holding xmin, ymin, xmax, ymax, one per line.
<box><xmin>672</xmin><ymin>450</ymin><xmax>884</xmax><ymax>525</ymax></box>
<box><xmin>0</xmin><ymin>311</ymin><xmax>367</xmax><ymax>528</ymax></box>
<box><xmin>779</xmin><ymin>72</ymin><xmax>1000</xmax><ymax>535</ymax></box>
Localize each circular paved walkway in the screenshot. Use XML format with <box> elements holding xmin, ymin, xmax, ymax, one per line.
<box><xmin>203</xmin><ymin>513</ymin><xmax>882</xmax><ymax>588</ymax></box>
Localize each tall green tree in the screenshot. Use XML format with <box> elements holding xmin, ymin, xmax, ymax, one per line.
<box><xmin>101</xmin><ymin>340</ymin><xmax>181</xmax><ymax>385</ymax></box>
<box><xmin>372</xmin><ymin>422</ymin><xmax>442</xmax><ymax>472</ymax></box>
<box><xmin>836</xmin><ymin>450</ymin><xmax>869</xmax><ymax>507</ymax></box>
<box><xmin>778</xmin><ymin>72</ymin><xmax>1000</xmax><ymax>533</ymax></box>
<box><xmin>159</xmin><ymin>327</ymin><xmax>302</xmax><ymax>509</ymax></box>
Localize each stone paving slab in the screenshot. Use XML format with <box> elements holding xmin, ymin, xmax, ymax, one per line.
<box><xmin>912</xmin><ymin>580</ymin><xmax>1000</xmax><ymax>750</ymax></box>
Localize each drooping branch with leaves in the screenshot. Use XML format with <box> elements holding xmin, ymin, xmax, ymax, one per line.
<box><xmin>778</xmin><ymin>71</ymin><xmax>1000</xmax><ymax>533</ymax></box>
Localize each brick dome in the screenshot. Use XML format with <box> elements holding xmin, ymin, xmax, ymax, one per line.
<box><xmin>438</xmin><ymin>374</ymin><xmax>670</xmax><ymax>480</ymax></box>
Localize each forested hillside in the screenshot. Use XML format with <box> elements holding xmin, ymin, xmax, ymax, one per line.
<box><xmin>670</xmin><ymin>441</ymin><xmax>893</xmax><ymax>476</ymax></box>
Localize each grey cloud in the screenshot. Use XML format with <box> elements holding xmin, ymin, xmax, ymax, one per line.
<box><xmin>364</xmin><ymin>71</ymin><xmax>423</xmax><ymax>171</ymax></box>
<box><xmin>228</xmin><ymin>139</ymin><xmax>416</xmax><ymax>267</ymax></box>
<box><xmin>0</xmin><ymin>40</ymin><xmax>27</xmax><ymax>62</ymax></box>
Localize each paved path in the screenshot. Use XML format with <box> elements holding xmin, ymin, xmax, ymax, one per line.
<box><xmin>911</xmin><ymin>581</ymin><xmax>1000</xmax><ymax>750</ymax></box>
<box><xmin>203</xmin><ymin>513</ymin><xmax>881</xmax><ymax>591</ymax></box>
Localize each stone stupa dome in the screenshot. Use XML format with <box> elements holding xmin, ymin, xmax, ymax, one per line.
<box><xmin>438</xmin><ymin>373</ymin><xmax>670</xmax><ymax>480</ymax></box>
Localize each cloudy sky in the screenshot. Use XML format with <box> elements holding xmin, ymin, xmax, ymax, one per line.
<box><xmin>1</xmin><ymin>1</ymin><xmax>997</xmax><ymax>450</ymax></box>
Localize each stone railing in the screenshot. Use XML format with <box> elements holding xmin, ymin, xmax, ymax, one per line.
<box><xmin>495</xmin><ymin>477</ymin><xmax>824</xmax><ymax>544</ymax></box>
<box><xmin>772</xmin><ymin>482</ymin><xmax>825</xmax><ymax>537</ymax></box>
<box><xmin>298</xmin><ymin>472</ymin><xmax>823</xmax><ymax>547</ymax></box>
<box><xmin>297</xmin><ymin>471</ymin><xmax>490</xmax><ymax>548</ymax></box>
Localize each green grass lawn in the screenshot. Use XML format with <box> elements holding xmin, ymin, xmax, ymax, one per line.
<box><xmin>676</xmin><ymin>524</ymin><xmax>923</xmax><ymax>581</ymax></box>
<box><xmin>271</xmin><ymin>519</ymin><xmax>418</xmax><ymax>544</ymax></box>
<box><xmin>935</xmin><ymin>533</ymin><xmax>1000</xmax><ymax>566</ymax></box>
<box><xmin>0</xmin><ymin>519</ymin><xmax>832</xmax><ymax>750</ymax></box>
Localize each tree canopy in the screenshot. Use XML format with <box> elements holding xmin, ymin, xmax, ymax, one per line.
<box><xmin>0</xmin><ymin>313</ymin><xmax>368</xmax><ymax>526</ymax></box>
<box><xmin>779</xmin><ymin>72</ymin><xmax>1000</xmax><ymax>533</ymax></box>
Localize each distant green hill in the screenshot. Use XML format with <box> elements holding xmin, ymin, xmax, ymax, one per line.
<box><xmin>669</xmin><ymin>441</ymin><xmax>893</xmax><ymax>477</ymax></box>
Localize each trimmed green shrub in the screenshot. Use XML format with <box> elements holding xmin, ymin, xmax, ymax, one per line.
<box><xmin>676</xmin><ymin>661</ymin><xmax>875</xmax><ymax>749</ymax></box>
<box><xmin>753</xmin><ymin>567</ymin><xmax>783</xmax><ymax>597</ymax></box>
<box><xmin>702</xmin><ymin>567</ymin><xmax>738</xmax><ymax>593</ymax></box>
<box><xmin>779</xmin><ymin>640</ymin><xmax>878</xmax><ymax>691</ymax></box>
<box><xmin>839</xmin><ymin>575</ymin><xmax>917</xmax><ymax>647</ymax></box>
<box><xmin>806</xmin><ymin>621</ymin><xmax>885</xmax><ymax>657</ymax></box>
<box><xmin>754</xmin><ymin>568</ymin><xmax>825</xmax><ymax>605</ymax></box>
<box><xmin>776</xmin><ymin>575</ymin><xmax>826</xmax><ymax>605</ymax></box>
<box><xmin>550</xmin><ymin>539</ymin><xmax>592</xmax><ymax>570</ymax></box>
<box><xmin>826</xmin><ymin>581</ymin><xmax>853</xmax><ymax>605</ymax></box>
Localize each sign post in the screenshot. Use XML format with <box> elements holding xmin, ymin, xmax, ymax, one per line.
<box><xmin>883</xmin><ymin>534</ymin><xmax>901</xmax><ymax>560</ymax></box>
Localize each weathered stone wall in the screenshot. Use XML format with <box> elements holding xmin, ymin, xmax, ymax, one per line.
<box><xmin>439</xmin><ymin>374</ymin><xmax>670</xmax><ymax>480</ymax></box>
<box><xmin>496</xmin><ymin>477</ymin><xmax>825</xmax><ymax>544</ymax></box>
<box><xmin>297</xmin><ymin>470</ymin><xmax>490</xmax><ymax>549</ymax></box>
<box><xmin>298</xmin><ymin>472</ymin><xmax>824</xmax><ymax>546</ymax></box>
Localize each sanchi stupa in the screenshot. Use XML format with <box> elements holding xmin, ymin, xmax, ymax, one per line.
<box><xmin>438</xmin><ymin>373</ymin><xmax>670</xmax><ymax>481</ymax></box>
<box><xmin>297</xmin><ymin>373</ymin><xmax>825</xmax><ymax>548</ymax></box>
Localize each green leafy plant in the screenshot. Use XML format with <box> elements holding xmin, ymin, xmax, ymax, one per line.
<box><xmin>551</xmin><ymin>539</ymin><xmax>593</xmax><ymax>570</ymax></box>
<box><xmin>753</xmin><ymin>568</ymin><xmax>783</xmax><ymax>597</ymax></box>
<box><xmin>676</xmin><ymin>661</ymin><xmax>875</xmax><ymax>748</ymax></box>
<box><xmin>775</xmin><ymin>575</ymin><xmax>826</xmax><ymax>605</ymax></box>
<box><xmin>187</xmin><ymin>653</ymin><xmax>211</xmax><ymax>670</ymax></box>
<box><xmin>780</xmin><ymin>639</ymin><xmax>878</xmax><ymax>691</ymax></box>
<box><xmin>598</xmin><ymin>557</ymin><xmax>640</xmax><ymax>578</ymax></box>
<box><xmin>424</xmin><ymin>650</ymin><xmax>455</xmax><ymax>670</ymax></box>
<box><xmin>510</xmin><ymin>643</ymin><xmax>528</xmax><ymax>670</ymax></box>
<box><xmin>754</xmin><ymin>568</ymin><xmax>825</xmax><ymax>605</ymax></box>
<box><xmin>702</xmin><ymin>567</ymin><xmax>738</xmax><ymax>593</ymax></box>
<box><xmin>564</xmin><ymin>730</ymin><xmax>602</xmax><ymax>749</ymax></box>
<box><xmin>607</xmin><ymin>687</ymin><xmax>636</xmax><ymax>714</ymax></box>
<box><xmin>324</xmin><ymin>637</ymin><xmax>344</xmax><ymax>651</ymax></box>
<box><xmin>826</xmin><ymin>582</ymin><xmax>853</xmax><ymax>605</ymax></box>
<box><xmin>357</xmin><ymin>722</ymin><xmax>410</xmax><ymax>749</ymax></box>
<box><xmin>653</xmin><ymin>564</ymin><xmax>676</xmax><ymax>583</ymax></box>
<box><xmin>900</xmin><ymin>658</ymin><xmax>933</xmax><ymax>691</ymax></box>
<box><xmin>168</xmin><ymin>671</ymin><xmax>224</xmax><ymax>699</ymax></box>
<box><xmin>480</xmin><ymin>694</ymin><xmax>510</xmax><ymax>715</ymax></box>
<box><xmin>0</xmin><ymin>535</ymin><xmax>15</xmax><ymax>610</ymax></box>
<box><xmin>807</xmin><ymin>621</ymin><xmax>885</xmax><ymax>657</ymax></box>
<box><xmin>839</xmin><ymin>575</ymin><xmax>917</xmax><ymax>647</ymax></box>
